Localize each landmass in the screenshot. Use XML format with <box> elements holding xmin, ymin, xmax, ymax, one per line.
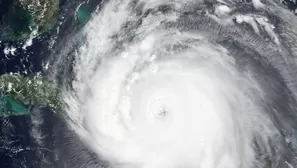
<box><xmin>0</xmin><ymin>0</ymin><xmax>59</xmax><ymax>41</ymax></box>
<box><xmin>0</xmin><ymin>0</ymin><xmax>97</xmax><ymax>116</ymax></box>
<box><xmin>0</xmin><ymin>74</ymin><xmax>62</xmax><ymax>116</ymax></box>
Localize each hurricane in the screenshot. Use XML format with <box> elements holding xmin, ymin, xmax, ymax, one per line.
<box><xmin>58</xmin><ymin>0</ymin><xmax>297</xmax><ymax>167</ymax></box>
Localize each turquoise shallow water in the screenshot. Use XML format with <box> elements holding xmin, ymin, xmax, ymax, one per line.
<box><xmin>77</xmin><ymin>3</ymin><xmax>92</xmax><ymax>26</ymax></box>
<box><xmin>0</xmin><ymin>94</ymin><xmax>30</xmax><ymax>116</ymax></box>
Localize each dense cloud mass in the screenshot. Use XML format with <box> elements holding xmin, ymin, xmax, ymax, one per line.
<box><xmin>53</xmin><ymin>0</ymin><xmax>297</xmax><ymax>167</ymax></box>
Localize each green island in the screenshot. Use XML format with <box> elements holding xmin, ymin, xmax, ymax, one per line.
<box><xmin>0</xmin><ymin>0</ymin><xmax>59</xmax><ymax>41</ymax></box>
<box><xmin>0</xmin><ymin>74</ymin><xmax>62</xmax><ymax>116</ymax></box>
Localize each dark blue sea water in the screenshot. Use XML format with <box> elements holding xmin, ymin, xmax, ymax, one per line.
<box><xmin>0</xmin><ymin>109</ymin><xmax>55</xmax><ymax>168</ymax></box>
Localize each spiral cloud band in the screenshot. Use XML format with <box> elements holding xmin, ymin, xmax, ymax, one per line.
<box><xmin>60</xmin><ymin>0</ymin><xmax>297</xmax><ymax>167</ymax></box>
<box><xmin>82</xmin><ymin>33</ymin><xmax>277</xmax><ymax>168</ymax></box>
